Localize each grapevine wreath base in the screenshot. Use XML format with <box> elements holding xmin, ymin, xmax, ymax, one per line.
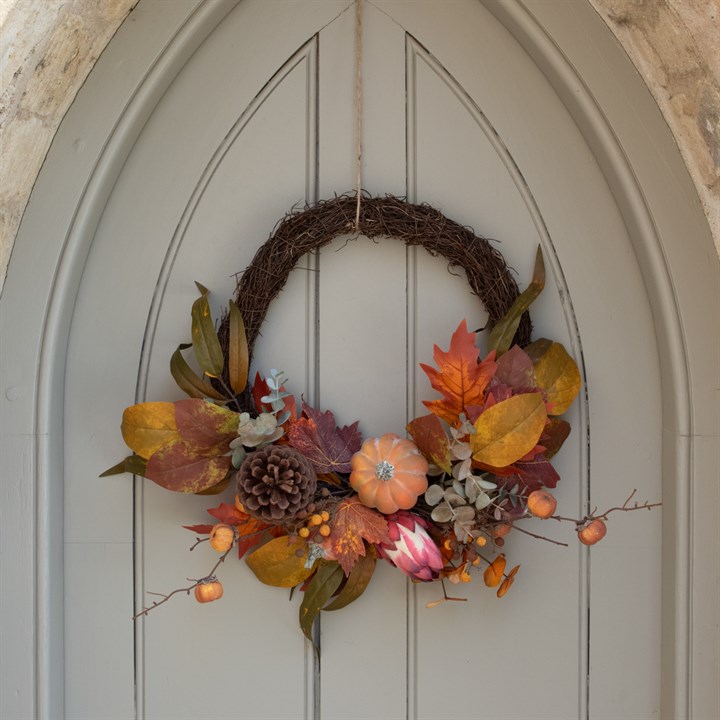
<box><xmin>106</xmin><ymin>194</ymin><xmax>659</xmax><ymax>643</ymax></box>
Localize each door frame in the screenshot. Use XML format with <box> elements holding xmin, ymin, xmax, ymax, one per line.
<box><xmin>1</xmin><ymin>1</ymin><xmax>717</xmax><ymax>718</ymax></box>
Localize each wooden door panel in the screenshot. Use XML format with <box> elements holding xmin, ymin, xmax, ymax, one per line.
<box><xmin>62</xmin><ymin>1</ymin><xmax>662</xmax><ymax>718</ymax></box>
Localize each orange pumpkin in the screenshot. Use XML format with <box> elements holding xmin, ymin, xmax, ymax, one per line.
<box><xmin>194</xmin><ymin>578</ymin><xmax>223</xmax><ymax>604</ymax></box>
<box><xmin>350</xmin><ymin>433</ymin><xmax>429</xmax><ymax>514</ymax></box>
<box><xmin>209</xmin><ymin>523</ymin><xmax>235</xmax><ymax>552</ymax></box>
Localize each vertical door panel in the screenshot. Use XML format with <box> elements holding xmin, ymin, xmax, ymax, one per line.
<box><xmin>62</xmin><ymin>1</ymin><xmax>662</xmax><ymax>718</ymax></box>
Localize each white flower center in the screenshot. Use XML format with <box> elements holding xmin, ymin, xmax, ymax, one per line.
<box><xmin>375</xmin><ymin>460</ymin><xmax>395</xmax><ymax>482</ymax></box>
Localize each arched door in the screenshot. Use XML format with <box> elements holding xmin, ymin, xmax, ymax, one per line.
<box><xmin>10</xmin><ymin>1</ymin><xmax>699</xmax><ymax>718</ymax></box>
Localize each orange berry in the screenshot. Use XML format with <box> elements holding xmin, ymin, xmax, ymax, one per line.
<box><xmin>527</xmin><ymin>490</ymin><xmax>557</xmax><ymax>519</ymax></box>
<box><xmin>476</xmin><ymin>536</ymin><xmax>487</xmax><ymax>547</ymax></box>
<box><xmin>318</xmin><ymin>524</ymin><xmax>331</xmax><ymax>537</ymax></box>
<box><xmin>578</xmin><ymin>519</ymin><xmax>607</xmax><ymax>546</ymax></box>
<box><xmin>209</xmin><ymin>524</ymin><xmax>235</xmax><ymax>552</ymax></box>
<box><xmin>298</xmin><ymin>527</ymin><xmax>310</xmax><ymax>539</ymax></box>
<box><xmin>320</xmin><ymin>511</ymin><xmax>330</xmax><ymax>522</ymax></box>
<box><xmin>309</xmin><ymin>514</ymin><xmax>323</xmax><ymax>526</ymax></box>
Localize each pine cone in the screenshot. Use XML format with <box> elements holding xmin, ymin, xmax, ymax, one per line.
<box><xmin>236</xmin><ymin>446</ymin><xmax>317</xmax><ymax>524</ymax></box>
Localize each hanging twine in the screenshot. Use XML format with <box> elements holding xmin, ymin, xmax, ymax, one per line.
<box><xmin>353</xmin><ymin>0</ymin><xmax>363</xmax><ymax>229</ymax></box>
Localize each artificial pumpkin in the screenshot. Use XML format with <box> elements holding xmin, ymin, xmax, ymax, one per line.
<box><xmin>349</xmin><ymin>433</ymin><xmax>429</xmax><ymax>514</ymax></box>
<box><xmin>209</xmin><ymin>523</ymin><xmax>235</xmax><ymax>552</ymax></box>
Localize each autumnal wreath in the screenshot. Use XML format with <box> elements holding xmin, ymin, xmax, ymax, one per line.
<box><xmin>105</xmin><ymin>195</ymin><xmax>658</xmax><ymax>642</ymax></box>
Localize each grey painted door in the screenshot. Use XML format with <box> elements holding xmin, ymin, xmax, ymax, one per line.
<box><xmin>62</xmin><ymin>1</ymin><xmax>661</xmax><ymax>718</ymax></box>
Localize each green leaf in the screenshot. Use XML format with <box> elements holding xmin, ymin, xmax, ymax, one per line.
<box><xmin>488</xmin><ymin>246</ymin><xmax>545</xmax><ymax>355</ymax></box>
<box><xmin>99</xmin><ymin>454</ymin><xmax>147</xmax><ymax>477</ymax></box>
<box><xmin>299</xmin><ymin>561</ymin><xmax>344</xmax><ymax>646</ymax></box>
<box><xmin>324</xmin><ymin>547</ymin><xmax>376</xmax><ymax>612</ymax></box>
<box><xmin>228</xmin><ymin>300</ymin><xmax>249</xmax><ymax>394</ymax></box>
<box><xmin>191</xmin><ymin>285</ymin><xmax>224</xmax><ymax>378</ymax></box>
<box><xmin>170</xmin><ymin>344</ymin><xmax>226</xmax><ymax>401</ymax></box>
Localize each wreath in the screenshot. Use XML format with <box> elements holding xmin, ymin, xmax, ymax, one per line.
<box><xmin>105</xmin><ymin>195</ymin><xmax>658</xmax><ymax>643</ymax></box>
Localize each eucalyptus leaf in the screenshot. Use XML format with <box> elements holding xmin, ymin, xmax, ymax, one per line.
<box><xmin>466</xmin><ymin>481</ymin><xmax>479</xmax><ymax>504</ymax></box>
<box><xmin>454</xmin><ymin>506</ymin><xmax>476</xmax><ymax>522</ymax></box>
<box><xmin>450</xmin><ymin>443</ymin><xmax>472</xmax><ymax>461</ymax></box>
<box><xmin>452</xmin><ymin>480</ymin><xmax>466</xmax><ymax>498</ymax></box>
<box><xmin>424</xmin><ymin>484</ymin><xmax>445</xmax><ymax>506</ymax></box>
<box><xmin>444</xmin><ymin>491</ymin><xmax>466</xmax><ymax>506</ymax></box>
<box><xmin>475</xmin><ymin>493</ymin><xmax>492</xmax><ymax>510</ymax></box>
<box><xmin>431</xmin><ymin>504</ymin><xmax>454</xmax><ymax>523</ymax></box>
<box><xmin>231</xmin><ymin>446</ymin><xmax>247</xmax><ymax>469</ymax></box>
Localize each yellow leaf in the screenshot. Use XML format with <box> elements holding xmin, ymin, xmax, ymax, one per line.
<box><xmin>471</xmin><ymin>393</ymin><xmax>547</xmax><ymax>467</ymax></box>
<box><xmin>121</xmin><ymin>402</ymin><xmax>179</xmax><ymax>459</ymax></box>
<box><xmin>228</xmin><ymin>300</ymin><xmax>249</xmax><ymax>394</ymax></box>
<box><xmin>533</xmin><ymin>342</ymin><xmax>581</xmax><ymax>415</ymax></box>
<box><xmin>245</xmin><ymin>536</ymin><xmax>316</xmax><ymax>588</ymax></box>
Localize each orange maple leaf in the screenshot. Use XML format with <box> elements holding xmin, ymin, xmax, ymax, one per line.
<box><xmin>420</xmin><ymin>320</ymin><xmax>497</xmax><ymax>427</ymax></box>
<box><xmin>329</xmin><ymin>497</ymin><xmax>390</xmax><ymax>575</ymax></box>
<box><xmin>207</xmin><ymin>501</ymin><xmax>280</xmax><ymax>558</ymax></box>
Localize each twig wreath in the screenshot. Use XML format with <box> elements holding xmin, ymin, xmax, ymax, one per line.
<box><xmin>105</xmin><ymin>194</ymin><xmax>659</xmax><ymax>643</ymax></box>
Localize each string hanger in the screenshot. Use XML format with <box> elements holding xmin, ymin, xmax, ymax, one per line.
<box><xmin>353</xmin><ymin>0</ymin><xmax>363</xmax><ymax>230</ymax></box>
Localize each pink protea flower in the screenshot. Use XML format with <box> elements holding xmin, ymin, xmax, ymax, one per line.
<box><xmin>376</xmin><ymin>511</ymin><xmax>444</xmax><ymax>582</ymax></box>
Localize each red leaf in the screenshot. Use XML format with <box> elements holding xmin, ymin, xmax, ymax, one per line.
<box><xmin>406</xmin><ymin>414</ymin><xmax>452</xmax><ymax>473</ymax></box>
<box><xmin>329</xmin><ymin>497</ymin><xmax>390</xmax><ymax>575</ymax></box>
<box><xmin>145</xmin><ymin>439</ymin><xmax>231</xmax><ymax>493</ymax></box>
<box><xmin>205</xmin><ymin>501</ymin><xmax>279</xmax><ymax>558</ymax></box>
<box><xmin>287</xmin><ymin>404</ymin><xmax>362</xmax><ymax>474</ymax></box>
<box><xmin>542</xmin><ymin>419</ymin><xmax>571</xmax><ymax>459</ymax></box>
<box><xmin>420</xmin><ymin>320</ymin><xmax>497</xmax><ymax>427</ymax></box>
<box><xmin>174</xmin><ymin>399</ymin><xmax>238</xmax><ymax>449</ymax></box>
<box><xmin>492</xmin><ymin>456</ymin><xmax>560</xmax><ymax>493</ymax></box>
<box><xmin>207</xmin><ymin>502</ymin><xmax>247</xmax><ymax>525</ymax></box>
<box><xmin>494</xmin><ymin>345</ymin><xmax>536</xmax><ymax>390</ymax></box>
<box><xmin>183</xmin><ymin>524</ymin><xmax>214</xmax><ymax>535</ymax></box>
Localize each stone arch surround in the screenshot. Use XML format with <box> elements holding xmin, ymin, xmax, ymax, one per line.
<box><xmin>0</xmin><ymin>2</ymin><xmax>717</xmax><ymax>719</ymax></box>
<box><xmin>0</xmin><ymin>0</ymin><xmax>718</xmax><ymax>291</ymax></box>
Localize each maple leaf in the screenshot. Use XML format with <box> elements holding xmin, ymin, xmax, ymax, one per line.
<box><xmin>328</xmin><ymin>497</ymin><xmax>390</xmax><ymax>575</ymax></box>
<box><xmin>207</xmin><ymin>501</ymin><xmax>246</xmax><ymax>525</ymax></box>
<box><xmin>183</xmin><ymin>523</ymin><xmax>214</xmax><ymax>535</ymax></box>
<box><xmin>287</xmin><ymin>404</ymin><xmax>362</xmax><ymax>474</ymax></box>
<box><xmin>420</xmin><ymin>320</ymin><xmax>497</xmax><ymax>427</ymax></box>
<box><xmin>206</xmin><ymin>501</ymin><xmax>278</xmax><ymax>558</ymax></box>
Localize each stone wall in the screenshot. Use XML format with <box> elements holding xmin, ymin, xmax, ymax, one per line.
<box><xmin>0</xmin><ymin>0</ymin><xmax>718</xmax><ymax>293</ymax></box>
<box><xmin>589</xmin><ymin>0</ymin><xmax>719</xmax><ymax>246</ymax></box>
